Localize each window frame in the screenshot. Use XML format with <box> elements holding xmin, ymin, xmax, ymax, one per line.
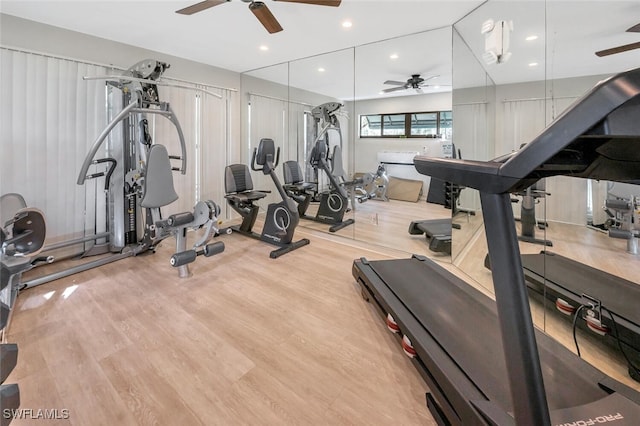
<box><xmin>359</xmin><ymin>110</ymin><xmax>452</xmax><ymax>139</ymax></box>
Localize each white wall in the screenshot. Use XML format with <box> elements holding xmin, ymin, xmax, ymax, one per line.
<box><xmin>352</xmin><ymin>92</ymin><xmax>452</xmax><ymax>173</ymax></box>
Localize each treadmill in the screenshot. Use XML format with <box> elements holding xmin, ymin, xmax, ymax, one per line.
<box><xmin>520</xmin><ymin>251</ymin><xmax>640</xmax><ymax>380</ymax></box>
<box><xmin>353</xmin><ymin>67</ymin><xmax>640</xmax><ymax>425</ymax></box>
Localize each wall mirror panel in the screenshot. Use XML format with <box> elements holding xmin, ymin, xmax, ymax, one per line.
<box><xmin>452</xmin><ymin>0</ymin><xmax>640</xmax><ymax>389</ymax></box>
<box><xmin>287</xmin><ymin>48</ymin><xmax>356</xmax><ymax>241</ymax></box>
<box><xmin>542</xmin><ymin>1</ymin><xmax>640</xmax><ymax>387</ymax></box>
<box><xmin>239</xmin><ymin>62</ymin><xmax>290</xmax><ymax>208</ymax></box>
<box><xmin>353</xmin><ymin>27</ymin><xmax>454</xmax><ymax>260</ymax></box>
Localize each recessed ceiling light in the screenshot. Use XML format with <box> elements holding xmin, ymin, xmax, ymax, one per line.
<box><xmin>390</xmin><ymin>53</ymin><xmax>399</xmax><ymax>60</ymax></box>
<box><xmin>318</xmin><ymin>67</ymin><xmax>325</xmax><ymax>72</ymax></box>
<box><xmin>259</xmin><ymin>45</ymin><xmax>269</xmax><ymax>51</ymax></box>
<box><xmin>526</xmin><ymin>35</ymin><xmax>538</xmax><ymax>41</ymax></box>
<box><xmin>529</xmin><ymin>62</ymin><xmax>538</xmax><ymax>67</ymax></box>
<box><xmin>342</xmin><ymin>20</ymin><xmax>352</xmax><ymax>28</ymax></box>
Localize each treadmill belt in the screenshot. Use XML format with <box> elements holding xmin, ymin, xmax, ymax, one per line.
<box><xmin>522</xmin><ymin>252</ymin><xmax>640</xmax><ymax>325</ymax></box>
<box><xmin>366</xmin><ymin>257</ymin><xmax>614</xmax><ymax>412</ymax></box>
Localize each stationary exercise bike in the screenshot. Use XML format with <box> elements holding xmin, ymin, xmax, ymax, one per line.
<box><xmin>224</xmin><ymin>138</ymin><xmax>309</xmax><ymax>258</ymax></box>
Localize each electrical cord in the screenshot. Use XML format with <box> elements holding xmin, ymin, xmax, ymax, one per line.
<box><xmin>572</xmin><ymin>305</ymin><xmax>586</xmax><ymax>357</ymax></box>
<box><xmin>571</xmin><ymin>304</ymin><xmax>640</xmax><ymax>378</ymax></box>
<box><xmin>602</xmin><ymin>306</ymin><xmax>640</xmax><ymax>378</ymax></box>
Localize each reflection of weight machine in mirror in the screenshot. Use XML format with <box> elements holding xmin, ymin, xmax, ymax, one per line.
<box><xmin>602</xmin><ymin>190</ymin><xmax>639</xmax><ymax>255</ymax></box>
<box><xmin>354</xmin><ymin>164</ymin><xmax>389</xmax><ymax>203</ymax></box>
<box><xmin>12</xmin><ymin>60</ymin><xmax>225</xmax><ymax>289</ymax></box>
<box><xmin>224</xmin><ymin>138</ymin><xmax>310</xmax><ymax>258</ymax></box>
<box><xmin>284</xmin><ymin>102</ymin><xmax>357</xmax><ymax>233</ymax></box>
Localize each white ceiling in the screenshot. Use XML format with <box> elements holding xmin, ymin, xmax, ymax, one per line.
<box><xmin>1</xmin><ymin>1</ymin><xmax>640</xmax><ymax>101</ymax></box>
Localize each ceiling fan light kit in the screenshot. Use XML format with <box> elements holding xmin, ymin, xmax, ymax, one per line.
<box><xmin>176</xmin><ymin>0</ymin><xmax>341</xmax><ymax>34</ymax></box>
<box><xmin>381</xmin><ymin>74</ymin><xmax>443</xmax><ymax>94</ymax></box>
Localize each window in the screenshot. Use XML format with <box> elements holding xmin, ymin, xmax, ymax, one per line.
<box><xmin>359</xmin><ymin>110</ymin><xmax>452</xmax><ymax>139</ymax></box>
<box><xmin>382</xmin><ymin>114</ymin><xmax>406</xmax><ymax>136</ymax></box>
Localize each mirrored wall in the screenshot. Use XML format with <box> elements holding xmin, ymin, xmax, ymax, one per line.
<box><xmin>241</xmin><ymin>27</ymin><xmax>459</xmax><ymax>259</ymax></box>
<box><xmin>452</xmin><ymin>0</ymin><xmax>640</xmax><ymax>389</ymax></box>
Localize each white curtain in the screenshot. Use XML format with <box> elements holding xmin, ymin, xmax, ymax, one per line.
<box><xmin>200</xmin><ymin>87</ymin><xmax>233</xmax><ymax>215</ymax></box>
<box><xmin>1</xmin><ymin>48</ymin><xmax>109</xmax><ymax>242</ymax></box>
<box><xmin>501</xmin><ymin>97</ymin><xmax>586</xmax><ymax>225</ymax></box>
<box><xmin>452</xmin><ymin>102</ymin><xmax>487</xmax><ymax>211</ymax></box>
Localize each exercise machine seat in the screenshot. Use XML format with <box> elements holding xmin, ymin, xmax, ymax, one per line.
<box><xmin>224</xmin><ymin>164</ymin><xmax>267</xmax><ymax>202</ymax></box>
<box><xmin>0</xmin><ymin>193</ymin><xmax>27</xmax><ymax>227</ymax></box>
<box><xmin>140</xmin><ymin>144</ymin><xmax>179</xmax><ymax>209</ymax></box>
<box><xmin>282</xmin><ymin>161</ymin><xmax>314</xmax><ymax>192</ymax></box>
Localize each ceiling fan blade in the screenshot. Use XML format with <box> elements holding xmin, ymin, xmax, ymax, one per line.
<box><xmin>249</xmin><ymin>1</ymin><xmax>283</xmax><ymax>34</ymax></box>
<box><xmin>383</xmin><ymin>80</ymin><xmax>407</xmax><ymax>86</ymax></box>
<box><xmin>175</xmin><ymin>0</ymin><xmax>228</xmax><ymax>15</ymax></box>
<box><xmin>595</xmin><ymin>41</ymin><xmax>640</xmax><ymax>57</ymax></box>
<box><xmin>627</xmin><ymin>23</ymin><xmax>640</xmax><ymax>33</ymax></box>
<box><xmin>382</xmin><ymin>86</ymin><xmax>407</xmax><ymax>94</ymax></box>
<box><xmin>274</xmin><ymin>0</ymin><xmax>342</xmax><ymax>6</ymax></box>
<box><xmin>422</xmin><ymin>75</ymin><xmax>440</xmax><ymax>82</ymax></box>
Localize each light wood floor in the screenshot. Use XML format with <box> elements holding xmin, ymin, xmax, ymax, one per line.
<box><xmin>5</xmin><ymin>204</ymin><xmax>640</xmax><ymax>425</ymax></box>
<box><xmin>299</xmin><ymin>198</ymin><xmax>452</xmax><ymax>259</ymax></box>
<box><xmin>6</xmin><ymin>226</ymin><xmax>437</xmax><ymax>426</ymax></box>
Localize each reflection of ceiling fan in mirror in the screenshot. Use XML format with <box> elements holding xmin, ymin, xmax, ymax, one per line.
<box><xmin>595</xmin><ymin>23</ymin><xmax>640</xmax><ymax>57</ymax></box>
<box><xmin>382</xmin><ymin>74</ymin><xmax>445</xmax><ymax>94</ymax></box>
<box><xmin>176</xmin><ymin>0</ymin><xmax>341</xmax><ymax>34</ymax></box>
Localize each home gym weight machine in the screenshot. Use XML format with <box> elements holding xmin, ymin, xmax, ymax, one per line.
<box><xmin>19</xmin><ymin>59</ymin><xmax>224</xmax><ymax>289</ymax></box>
<box><xmin>224</xmin><ymin>138</ymin><xmax>309</xmax><ymax>258</ymax></box>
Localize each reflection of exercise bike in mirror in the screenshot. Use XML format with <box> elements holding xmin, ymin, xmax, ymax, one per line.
<box><xmin>224</xmin><ymin>138</ymin><xmax>309</xmax><ymax>258</ymax></box>
<box><xmin>283</xmin><ymin>140</ymin><xmax>357</xmax><ymax>233</ymax></box>
<box><xmin>283</xmin><ymin>101</ymin><xmax>360</xmax><ymax>233</ymax></box>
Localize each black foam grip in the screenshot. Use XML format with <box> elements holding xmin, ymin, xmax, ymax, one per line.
<box><xmin>167</xmin><ymin>212</ymin><xmax>194</xmax><ymax>227</ymax></box>
<box><xmin>204</xmin><ymin>242</ymin><xmax>225</xmax><ymax>257</ymax></box>
<box><xmin>1</xmin><ymin>302</ymin><xmax>9</xmax><ymax>330</ymax></box>
<box><xmin>1</xmin><ymin>383</ymin><xmax>21</xmax><ymax>423</ymax></box>
<box><xmin>170</xmin><ymin>250</ymin><xmax>197</xmax><ymax>267</ymax></box>
<box><xmin>1</xmin><ymin>344</ymin><xmax>18</xmax><ymax>383</ymax></box>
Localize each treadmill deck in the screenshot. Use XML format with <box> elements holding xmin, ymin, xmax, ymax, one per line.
<box><xmin>354</xmin><ymin>255</ymin><xmax>640</xmax><ymax>425</ymax></box>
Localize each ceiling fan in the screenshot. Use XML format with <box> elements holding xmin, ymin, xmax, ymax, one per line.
<box><xmin>595</xmin><ymin>23</ymin><xmax>640</xmax><ymax>57</ymax></box>
<box><xmin>381</xmin><ymin>74</ymin><xmax>441</xmax><ymax>94</ymax></box>
<box><xmin>175</xmin><ymin>0</ymin><xmax>342</xmax><ymax>34</ymax></box>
